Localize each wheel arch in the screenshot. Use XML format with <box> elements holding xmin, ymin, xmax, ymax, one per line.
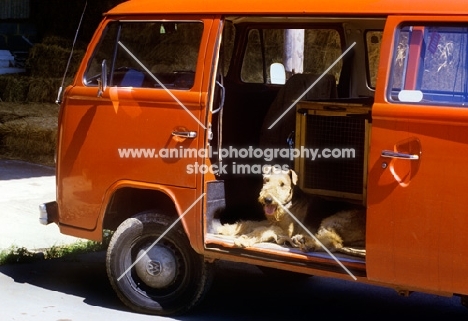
<box><xmin>98</xmin><ymin>180</ymin><xmax>204</xmax><ymax>254</ymax></box>
<box><xmin>102</xmin><ymin>185</ymin><xmax>178</xmax><ymax>232</ymax></box>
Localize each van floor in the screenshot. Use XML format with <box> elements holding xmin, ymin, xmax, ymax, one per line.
<box><xmin>205</xmin><ymin>233</ymin><xmax>366</xmax><ymax>276</ymax></box>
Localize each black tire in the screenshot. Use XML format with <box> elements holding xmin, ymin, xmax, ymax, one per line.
<box><xmin>106</xmin><ymin>211</ymin><xmax>214</xmax><ymax>316</ymax></box>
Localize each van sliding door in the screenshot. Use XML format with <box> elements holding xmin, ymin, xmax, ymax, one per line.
<box><xmin>367</xmin><ymin>16</ymin><xmax>468</xmax><ymax>295</ymax></box>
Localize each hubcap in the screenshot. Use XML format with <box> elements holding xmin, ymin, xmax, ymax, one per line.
<box><xmin>134</xmin><ymin>244</ymin><xmax>177</xmax><ymax>288</ymax></box>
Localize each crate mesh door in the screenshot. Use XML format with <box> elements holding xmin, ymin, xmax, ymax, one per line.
<box><xmin>303</xmin><ymin>114</ymin><xmax>366</xmax><ymax>197</ymax></box>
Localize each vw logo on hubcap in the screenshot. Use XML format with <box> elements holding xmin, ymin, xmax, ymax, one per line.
<box><xmin>146</xmin><ymin>260</ymin><xmax>162</xmax><ymax>276</ymax></box>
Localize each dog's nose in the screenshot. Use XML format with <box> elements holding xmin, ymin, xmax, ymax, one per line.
<box><xmin>264</xmin><ymin>197</ymin><xmax>273</xmax><ymax>204</ymax></box>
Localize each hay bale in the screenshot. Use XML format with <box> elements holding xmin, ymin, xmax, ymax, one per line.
<box><xmin>0</xmin><ymin>116</ymin><xmax>57</xmax><ymax>165</ymax></box>
<box><xmin>27</xmin><ymin>43</ymin><xmax>84</xmax><ymax>78</ymax></box>
<box><xmin>0</xmin><ymin>103</ymin><xmax>58</xmax><ymax>165</ymax></box>
<box><xmin>0</xmin><ymin>35</ymin><xmax>84</xmax><ymax>103</ymax></box>
<box><xmin>0</xmin><ymin>75</ymin><xmax>73</xmax><ymax>103</ymax></box>
<box><xmin>2</xmin><ymin>75</ymin><xmax>29</xmax><ymax>102</ymax></box>
<box><xmin>27</xmin><ymin>77</ymin><xmax>72</xmax><ymax>103</ymax></box>
<box><xmin>0</xmin><ymin>75</ymin><xmax>11</xmax><ymax>97</ymax></box>
<box><xmin>41</xmin><ymin>35</ymin><xmax>73</xmax><ymax>48</ymax></box>
<box><xmin>0</xmin><ymin>74</ymin><xmax>73</xmax><ymax>103</ymax></box>
<box><xmin>0</xmin><ymin>102</ymin><xmax>58</xmax><ymax>118</ymax></box>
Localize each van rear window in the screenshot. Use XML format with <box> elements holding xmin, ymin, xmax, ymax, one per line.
<box><xmin>84</xmin><ymin>21</ymin><xmax>204</xmax><ymax>90</ymax></box>
<box><xmin>366</xmin><ymin>30</ymin><xmax>382</xmax><ymax>88</ymax></box>
<box><xmin>389</xmin><ymin>25</ymin><xmax>468</xmax><ymax>106</ymax></box>
<box><xmin>241</xmin><ymin>28</ymin><xmax>342</xmax><ymax>84</ymax></box>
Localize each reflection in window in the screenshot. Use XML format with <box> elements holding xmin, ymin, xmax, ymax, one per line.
<box><xmin>241</xmin><ymin>28</ymin><xmax>342</xmax><ymax>84</ymax></box>
<box><xmin>84</xmin><ymin>21</ymin><xmax>203</xmax><ymax>90</ymax></box>
<box><xmin>366</xmin><ymin>31</ymin><xmax>383</xmax><ymax>88</ymax></box>
<box><xmin>421</xmin><ymin>29</ymin><xmax>466</xmax><ymax>94</ymax></box>
<box><xmin>390</xmin><ymin>25</ymin><xmax>468</xmax><ymax>105</ymax></box>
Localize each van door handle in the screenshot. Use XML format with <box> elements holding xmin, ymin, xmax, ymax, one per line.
<box><xmin>381</xmin><ymin>150</ymin><xmax>419</xmax><ymax>160</ymax></box>
<box><xmin>172</xmin><ymin>131</ymin><xmax>197</xmax><ymax>138</ymax></box>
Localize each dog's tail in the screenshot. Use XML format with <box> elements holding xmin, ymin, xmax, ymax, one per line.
<box><xmin>336</xmin><ymin>247</ymin><xmax>366</xmax><ymax>258</ymax></box>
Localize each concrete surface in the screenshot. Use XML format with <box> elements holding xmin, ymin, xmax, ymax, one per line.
<box><xmin>0</xmin><ymin>251</ymin><xmax>168</xmax><ymax>321</ymax></box>
<box><xmin>1</xmin><ymin>251</ymin><xmax>468</xmax><ymax>321</ymax></box>
<box><xmin>0</xmin><ymin>159</ymin><xmax>80</xmax><ymax>251</ymax></box>
<box><xmin>1</xmin><ymin>161</ymin><xmax>468</xmax><ymax>320</ymax></box>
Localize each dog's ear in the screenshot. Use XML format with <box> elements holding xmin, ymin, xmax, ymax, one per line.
<box><xmin>289</xmin><ymin>169</ymin><xmax>298</xmax><ymax>185</ymax></box>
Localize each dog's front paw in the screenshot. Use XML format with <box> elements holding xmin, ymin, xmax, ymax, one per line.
<box><xmin>276</xmin><ymin>235</ymin><xmax>294</xmax><ymax>246</ymax></box>
<box><xmin>290</xmin><ymin>234</ymin><xmax>306</xmax><ymax>250</ymax></box>
<box><xmin>291</xmin><ymin>234</ymin><xmax>318</xmax><ymax>252</ymax></box>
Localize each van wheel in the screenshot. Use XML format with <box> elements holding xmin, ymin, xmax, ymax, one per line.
<box><xmin>106</xmin><ymin>211</ymin><xmax>214</xmax><ymax>316</ymax></box>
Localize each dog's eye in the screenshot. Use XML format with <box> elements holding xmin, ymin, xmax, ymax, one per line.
<box><xmin>263</xmin><ymin>178</ymin><xmax>269</xmax><ymax>184</ymax></box>
<box><xmin>280</xmin><ymin>181</ymin><xmax>285</xmax><ymax>187</ymax></box>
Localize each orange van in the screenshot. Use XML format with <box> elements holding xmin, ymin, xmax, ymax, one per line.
<box><xmin>40</xmin><ymin>0</ymin><xmax>468</xmax><ymax>315</ymax></box>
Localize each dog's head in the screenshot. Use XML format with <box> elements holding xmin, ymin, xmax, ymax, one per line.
<box><xmin>258</xmin><ymin>165</ymin><xmax>298</xmax><ymax>222</ymax></box>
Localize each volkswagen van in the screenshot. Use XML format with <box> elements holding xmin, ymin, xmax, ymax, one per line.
<box><xmin>40</xmin><ymin>0</ymin><xmax>468</xmax><ymax>315</ymax></box>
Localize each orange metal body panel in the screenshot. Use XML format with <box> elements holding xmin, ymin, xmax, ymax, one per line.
<box><xmin>108</xmin><ymin>0</ymin><xmax>468</xmax><ymax>16</ymax></box>
<box><xmin>55</xmin><ymin>17</ymin><xmax>219</xmax><ymax>250</ymax></box>
<box><xmin>368</xmin><ymin>16</ymin><xmax>468</xmax><ymax>294</ymax></box>
<box><xmin>53</xmin><ymin>1</ymin><xmax>468</xmax><ymax>299</ymax></box>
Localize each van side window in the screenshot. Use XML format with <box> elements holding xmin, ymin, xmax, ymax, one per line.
<box><xmin>84</xmin><ymin>21</ymin><xmax>204</xmax><ymax>90</ymax></box>
<box><xmin>389</xmin><ymin>25</ymin><xmax>468</xmax><ymax>105</ymax></box>
<box><xmin>366</xmin><ymin>30</ymin><xmax>382</xmax><ymax>89</ymax></box>
<box><xmin>241</xmin><ymin>28</ymin><xmax>342</xmax><ymax>84</ymax></box>
<box><xmin>220</xmin><ymin>20</ymin><xmax>235</xmax><ymax>77</ymax></box>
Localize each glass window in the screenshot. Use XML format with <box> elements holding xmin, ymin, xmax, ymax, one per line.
<box><xmin>389</xmin><ymin>25</ymin><xmax>468</xmax><ymax>105</ymax></box>
<box><xmin>241</xmin><ymin>29</ymin><xmax>265</xmax><ymax>83</ymax></box>
<box><xmin>241</xmin><ymin>28</ymin><xmax>342</xmax><ymax>84</ymax></box>
<box><xmin>220</xmin><ymin>20</ymin><xmax>235</xmax><ymax>77</ymax></box>
<box><xmin>366</xmin><ymin>31</ymin><xmax>383</xmax><ymax>88</ymax></box>
<box><xmin>84</xmin><ymin>21</ymin><xmax>204</xmax><ymax>90</ymax></box>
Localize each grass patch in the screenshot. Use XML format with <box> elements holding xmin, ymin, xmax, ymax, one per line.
<box><xmin>44</xmin><ymin>240</ymin><xmax>108</xmax><ymax>259</ymax></box>
<box><xmin>0</xmin><ymin>246</ymin><xmax>42</xmax><ymax>265</ymax></box>
<box><xmin>0</xmin><ymin>231</ymin><xmax>113</xmax><ymax>265</ymax></box>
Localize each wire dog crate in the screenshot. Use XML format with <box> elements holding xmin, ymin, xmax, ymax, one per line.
<box><xmin>294</xmin><ymin>101</ymin><xmax>371</xmax><ymax>203</ymax></box>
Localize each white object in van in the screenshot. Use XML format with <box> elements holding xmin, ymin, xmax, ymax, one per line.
<box><xmin>270</xmin><ymin>63</ymin><xmax>286</xmax><ymax>84</ymax></box>
<box><xmin>398</xmin><ymin>89</ymin><xmax>423</xmax><ymax>102</ymax></box>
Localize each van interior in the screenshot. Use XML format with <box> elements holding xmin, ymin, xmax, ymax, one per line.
<box><xmin>203</xmin><ymin>16</ymin><xmax>386</xmax><ymax>275</ymax></box>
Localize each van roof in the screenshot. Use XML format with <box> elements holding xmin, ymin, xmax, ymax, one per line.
<box><xmin>106</xmin><ymin>0</ymin><xmax>468</xmax><ymax>16</ymax></box>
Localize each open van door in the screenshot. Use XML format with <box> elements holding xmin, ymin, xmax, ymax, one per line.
<box><xmin>367</xmin><ymin>16</ymin><xmax>468</xmax><ymax>295</ymax></box>
<box><xmin>56</xmin><ymin>18</ymin><xmax>216</xmax><ymax>230</ymax></box>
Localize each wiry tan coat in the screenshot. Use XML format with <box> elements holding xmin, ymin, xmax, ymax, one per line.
<box><xmin>217</xmin><ymin>166</ymin><xmax>308</xmax><ymax>247</ymax></box>
<box><xmin>217</xmin><ymin>166</ymin><xmax>366</xmax><ymax>256</ymax></box>
<box><xmin>291</xmin><ymin>209</ymin><xmax>366</xmax><ymax>256</ymax></box>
